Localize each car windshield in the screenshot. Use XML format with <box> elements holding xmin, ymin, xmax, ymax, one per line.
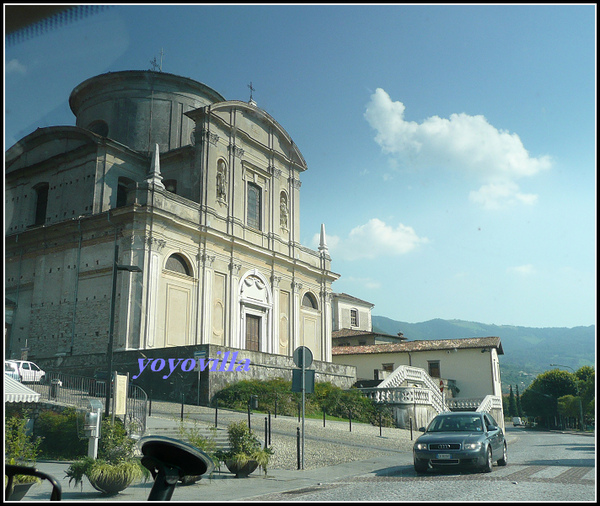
<box><xmin>427</xmin><ymin>415</ymin><xmax>483</xmax><ymax>432</ymax></box>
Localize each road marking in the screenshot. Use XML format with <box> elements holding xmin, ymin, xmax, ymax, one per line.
<box><xmin>488</xmin><ymin>464</ymin><xmax>527</xmax><ymax>477</ymax></box>
<box><xmin>529</xmin><ymin>466</ymin><xmax>570</xmax><ymax>479</ymax></box>
<box><xmin>555</xmin><ymin>466</ymin><xmax>596</xmax><ymax>482</ymax></box>
<box><xmin>581</xmin><ymin>468</ymin><xmax>596</xmax><ymax>481</ymax></box>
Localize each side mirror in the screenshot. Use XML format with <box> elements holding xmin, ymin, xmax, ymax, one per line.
<box><xmin>5</xmin><ymin>465</ymin><xmax>61</xmax><ymax>501</ymax></box>
<box><xmin>487</xmin><ymin>425</ymin><xmax>498</xmax><ymax>432</ymax></box>
<box><xmin>419</xmin><ymin>427</ymin><xmax>426</xmax><ymax>432</ymax></box>
<box><xmin>139</xmin><ymin>435</ymin><xmax>215</xmax><ymax>501</ymax></box>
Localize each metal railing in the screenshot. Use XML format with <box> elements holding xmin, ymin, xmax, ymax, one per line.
<box><xmin>28</xmin><ymin>372</ymin><xmax>147</xmax><ymax>437</ymax></box>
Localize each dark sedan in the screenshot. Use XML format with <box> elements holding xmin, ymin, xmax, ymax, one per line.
<box><xmin>413</xmin><ymin>411</ymin><xmax>507</xmax><ymax>473</ymax></box>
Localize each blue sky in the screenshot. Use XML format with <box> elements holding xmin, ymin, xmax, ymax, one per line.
<box><xmin>5</xmin><ymin>4</ymin><xmax>596</xmax><ymax>328</ymax></box>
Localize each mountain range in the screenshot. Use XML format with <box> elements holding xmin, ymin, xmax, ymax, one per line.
<box><xmin>372</xmin><ymin>316</ymin><xmax>595</xmax><ymax>393</ymax></box>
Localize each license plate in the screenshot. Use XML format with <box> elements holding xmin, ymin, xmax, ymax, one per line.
<box><xmin>436</xmin><ymin>453</ymin><xmax>452</xmax><ymax>459</ymax></box>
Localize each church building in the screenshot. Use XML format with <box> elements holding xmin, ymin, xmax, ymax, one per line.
<box><xmin>5</xmin><ymin>70</ymin><xmax>355</xmax><ymax>402</ymax></box>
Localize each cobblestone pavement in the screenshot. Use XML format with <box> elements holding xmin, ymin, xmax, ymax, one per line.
<box><xmin>147</xmin><ymin>399</ymin><xmax>414</xmax><ymax>470</ymax></box>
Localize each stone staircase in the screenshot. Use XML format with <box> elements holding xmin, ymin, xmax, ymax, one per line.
<box><xmin>376</xmin><ymin>365</ymin><xmax>448</xmax><ymax>414</ymax></box>
<box><xmin>143</xmin><ymin>425</ymin><xmax>232</xmax><ymax>453</ymax></box>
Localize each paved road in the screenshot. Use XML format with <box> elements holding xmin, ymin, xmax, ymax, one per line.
<box><xmin>250</xmin><ymin>428</ymin><xmax>596</xmax><ymax>502</ymax></box>
<box><xmin>22</xmin><ymin>413</ymin><xmax>595</xmax><ymax>502</ymax></box>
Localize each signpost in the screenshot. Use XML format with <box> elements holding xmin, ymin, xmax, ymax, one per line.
<box><xmin>292</xmin><ymin>346</ymin><xmax>313</xmax><ymax>470</ymax></box>
<box><xmin>113</xmin><ymin>373</ymin><xmax>128</xmax><ymax>419</ymax></box>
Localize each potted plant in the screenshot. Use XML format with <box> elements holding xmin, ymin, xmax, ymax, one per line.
<box><xmin>65</xmin><ymin>416</ymin><xmax>148</xmax><ymax>495</ymax></box>
<box><xmin>5</xmin><ymin>415</ymin><xmax>42</xmax><ymax>500</ymax></box>
<box><xmin>216</xmin><ymin>421</ymin><xmax>273</xmax><ymax>478</ymax></box>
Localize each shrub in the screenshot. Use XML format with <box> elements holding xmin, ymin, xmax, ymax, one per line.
<box><xmin>214</xmin><ymin>379</ymin><xmax>395</xmax><ymax>427</ymax></box>
<box><xmin>6</xmin><ymin>415</ymin><xmax>42</xmax><ymax>464</ymax></box>
<box><xmin>34</xmin><ymin>409</ymin><xmax>87</xmax><ymax>459</ymax></box>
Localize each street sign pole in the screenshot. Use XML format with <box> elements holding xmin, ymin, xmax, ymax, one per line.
<box><xmin>293</xmin><ymin>346</ymin><xmax>313</xmax><ymax>471</ymax></box>
<box><xmin>301</xmin><ymin>347</ymin><xmax>305</xmax><ymax>470</ymax></box>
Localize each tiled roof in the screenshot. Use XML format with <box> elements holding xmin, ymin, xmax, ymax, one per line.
<box><xmin>332</xmin><ymin>328</ymin><xmax>406</xmax><ymax>340</ymax></box>
<box><xmin>332</xmin><ymin>336</ymin><xmax>503</xmax><ymax>355</ymax></box>
<box><xmin>332</xmin><ymin>293</ymin><xmax>374</xmax><ymax>307</ymax></box>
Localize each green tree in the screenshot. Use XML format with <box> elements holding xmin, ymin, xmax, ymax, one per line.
<box><xmin>508</xmin><ymin>385</ymin><xmax>517</xmax><ymax>417</ymax></box>
<box><xmin>515</xmin><ymin>385</ymin><xmax>523</xmax><ymax>418</ymax></box>
<box><xmin>520</xmin><ymin>369</ymin><xmax>577</xmax><ymax>426</ymax></box>
<box><xmin>576</xmin><ymin>366</ymin><xmax>594</xmax><ymax>426</ymax></box>
<box><xmin>557</xmin><ymin>394</ymin><xmax>580</xmax><ymax>427</ymax></box>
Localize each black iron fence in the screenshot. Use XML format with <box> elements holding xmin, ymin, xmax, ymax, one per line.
<box><xmin>28</xmin><ymin>372</ymin><xmax>147</xmax><ymax>437</ymax></box>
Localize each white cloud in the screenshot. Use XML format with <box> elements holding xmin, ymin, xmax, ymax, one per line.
<box><xmin>364</xmin><ymin>88</ymin><xmax>552</xmax><ymax>208</ymax></box>
<box><xmin>343</xmin><ymin>276</ymin><xmax>382</xmax><ymax>290</ymax></box>
<box><xmin>6</xmin><ymin>59</ymin><xmax>27</xmax><ymax>75</ymax></box>
<box><xmin>507</xmin><ymin>264</ymin><xmax>536</xmax><ymax>276</ymax></box>
<box><xmin>317</xmin><ymin>218</ymin><xmax>428</xmax><ymax>261</ymax></box>
<box><xmin>469</xmin><ymin>181</ymin><xmax>538</xmax><ymax>210</ymax></box>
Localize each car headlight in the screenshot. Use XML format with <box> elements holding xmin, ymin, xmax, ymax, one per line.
<box><xmin>463</xmin><ymin>442</ymin><xmax>482</xmax><ymax>450</ymax></box>
<box><xmin>414</xmin><ymin>443</ymin><xmax>428</xmax><ymax>450</ymax></box>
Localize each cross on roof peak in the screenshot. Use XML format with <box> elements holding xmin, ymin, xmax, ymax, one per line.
<box><xmin>247</xmin><ymin>81</ymin><xmax>255</xmax><ymax>102</ymax></box>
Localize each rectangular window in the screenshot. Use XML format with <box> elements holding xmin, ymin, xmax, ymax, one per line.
<box><xmin>247</xmin><ymin>183</ymin><xmax>261</xmax><ymax>230</ymax></box>
<box><xmin>34</xmin><ymin>183</ymin><xmax>49</xmax><ymax>225</ymax></box>
<box><xmin>428</xmin><ymin>360</ymin><xmax>441</xmax><ymax>378</ymax></box>
<box><xmin>350</xmin><ymin>309</ymin><xmax>358</xmax><ymax>327</ymax></box>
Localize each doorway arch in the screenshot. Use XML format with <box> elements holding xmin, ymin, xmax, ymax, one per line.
<box><xmin>238</xmin><ymin>269</ymin><xmax>273</xmax><ymax>353</ymax></box>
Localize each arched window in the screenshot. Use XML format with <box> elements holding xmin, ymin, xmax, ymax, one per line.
<box><xmin>302</xmin><ymin>292</ymin><xmax>318</xmax><ymax>310</ymax></box>
<box><xmin>165</xmin><ymin>253</ymin><xmax>191</xmax><ymax>276</ymax></box>
<box><xmin>247</xmin><ymin>182</ymin><xmax>261</xmax><ymax>230</ymax></box>
<box><xmin>33</xmin><ymin>182</ymin><xmax>49</xmax><ymax>226</ymax></box>
<box><xmin>116</xmin><ymin>177</ymin><xmax>135</xmax><ymax>208</ymax></box>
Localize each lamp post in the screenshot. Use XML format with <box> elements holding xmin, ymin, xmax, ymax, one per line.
<box><xmin>550</xmin><ymin>363</ymin><xmax>584</xmax><ymax>431</ymax></box>
<box><xmin>105</xmin><ymin>244</ymin><xmax>142</xmax><ymax>417</ymax></box>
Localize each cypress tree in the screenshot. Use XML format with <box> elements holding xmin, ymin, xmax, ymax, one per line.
<box><xmin>508</xmin><ymin>385</ymin><xmax>517</xmax><ymax>417</ymax></box>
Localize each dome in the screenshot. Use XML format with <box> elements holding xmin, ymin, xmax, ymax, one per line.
<box><xmin>69</xmin><ymin>70</ymin><xmax>226</xmax><ymax>153</ymax></box>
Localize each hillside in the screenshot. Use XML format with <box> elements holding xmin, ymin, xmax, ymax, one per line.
<box><xmin>372</xmin><ymin>316</ymin><xmax>595</xmax><ymax>392</ymax></box>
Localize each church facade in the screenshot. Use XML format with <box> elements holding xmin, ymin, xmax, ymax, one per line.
<box><xmin>5</xmin><ymin>70</ymin><xmax>353</xmax><ymax>400</ymax></box>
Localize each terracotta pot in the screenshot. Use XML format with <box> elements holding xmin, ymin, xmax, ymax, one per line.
<box><xmin>225</xmin><ymin>459</ymin><xmax>259</xmax><ymax>478</ymax></box>
<box><xmin>87</xmin><ymin>472</ymin><xmax>134</xmax><ymax>495</ymax></box>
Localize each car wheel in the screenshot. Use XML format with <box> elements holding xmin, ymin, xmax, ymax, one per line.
<box><xmin>414</xmin><ymin>459</ymin><xmax>429</xmax><ymax>474</ymax></box>
<box><xmin>482</xmin><ymin>447</ymin><xmax>493</xmax><ymax>473</ymax></box>
<box><xmin>497</xmin><ymin>443</ymin><xmax>508</xmax><ymax>466</ymax></box>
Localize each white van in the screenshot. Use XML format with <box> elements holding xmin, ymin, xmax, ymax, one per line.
<box><xmin>8</xmin><ymin>360</ymin><xmax>46</xmax><ymax>383</ymax></box>
<box><xmin>512</xmin><ymin>417</ymin><xmax>523</xmax><ymax>426</ymax></box>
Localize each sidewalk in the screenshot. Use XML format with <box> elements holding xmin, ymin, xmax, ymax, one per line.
<box><xmin>27</xmin><ymin>453</ymin><xmax>409</xmax><ymax>502</ymax></box>
<box><xmin>24</xmin><ymin>402</ymin><xmax>415</xmax><ymax>501</ymax></box>
<box><xmin>22</xmin><ymin>402</ymin><xmax>522</xmax><ymax>501</ymax></box>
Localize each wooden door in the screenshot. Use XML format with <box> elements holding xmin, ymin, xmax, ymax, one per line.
<box><xmin>246</xmin><ymin>314</ymin><xmax>260</xmax><ymax>351</ymax></box>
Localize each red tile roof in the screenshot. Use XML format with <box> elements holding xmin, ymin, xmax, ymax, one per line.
<box><xmin>332</xmin><ymin>336</ymin><xmax>503</xmax><ymax>355</ymax></box>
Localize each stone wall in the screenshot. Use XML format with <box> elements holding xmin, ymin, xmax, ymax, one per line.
<box><xmin>33</xmin><ymin>344</ymin><xmax>357</xmax><ymax>406</ymax></box>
